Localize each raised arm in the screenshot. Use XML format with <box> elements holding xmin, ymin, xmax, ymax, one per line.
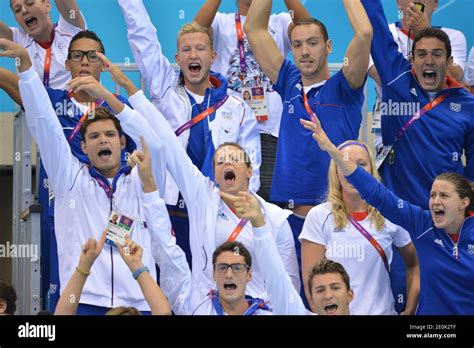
<box><xmin>55</xmin><ymin>232</ymin><xmax>106</xmax><ymax>315</ymax></box>
<box><xmin>284</xmin><ymin>0</ymin><xmax>311</xmax><ymax>22</ymax></box>
<box><xmin>194</xmin><ymin>0</ymin><xmax>221</xmax><ymax>29</ymax></box>
<box><xmin>54</xmin><ymin>0</ymin><xmax>85</xmax><ymax>29</ymax></box>
<box><xmin>220</xmin><ymin>191</ymin><xmax>308</xmax><ymax>315</ymax></box>
<box><xmin>341</xmin><ymin>0</ymin><xmax>372</xmax><ymax>89</ymax></box>
<box><xmin>361</xmin><ymin>0</ymin><xmax>411</xmax><ymax>86</ymax></box>
<box><xmin>0</xmin><ymin>21</ymin><xmax>13</xmax><ymax>41</ymax></box>
<box><xmin>117</xmin><ymin>0</ymin><xmax>176</xmax><ymax>105</ymax></box>
<box><xmin>0</xmin><ymin>67</ymin><xmax>21</xmax><ymax>106</ymax></box>
<box><xmin>243</xmin><ymin>0</ymin><xmax>284</xmax><ymax>84</ymax></box>
<box><xmin>300</xmin><ymin>116</ymin><xmax>431</xmax><ymax>234</ymax></box>
<box><xmin>1</xmin><ymin>38</ymin><xmax>78</xmax><ymax>194</ymax></box>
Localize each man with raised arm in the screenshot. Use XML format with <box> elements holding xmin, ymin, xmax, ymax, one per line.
<box><xmin>243</xmin><ymin>0</ymin><xmax>372</xmax><ymax>281</ymax></box>
<box><xmin>194</xmin><ymin>0</ymin><xmax>311</xmax><ymax>201</ymax></box>
<box><xmin>0</xmin><ymin>38</ymin><xmax>166</xmax><ymax>315</ymax></box>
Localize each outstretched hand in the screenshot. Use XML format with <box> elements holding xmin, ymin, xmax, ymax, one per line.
<box><xmin>0</xmin><ymin>38</ymin><xmax>32</xmax><ymax>71</ymax></box>
<box><xmin>116</xmin><ymin>236</ymin><xmax>144</xmax><ymax>273</ymax></box>
<box><xmin>78</xmin><ymin>230</ymin><xmax>107</xmax><ymax>272</ymax></box>
<box><xmin>219</xmin><ymin>191</ymin><xmax>265</xmax><ymax>227</ymax></box>
<box><xmin>300</xmin><ymin>116</ymin><xmax>336</xmax><ymax>153</ymax></box>
<box><xmin>96</xmin><ymin>51</ymin><xmax>138</xmax><ymax>96</ymax></box>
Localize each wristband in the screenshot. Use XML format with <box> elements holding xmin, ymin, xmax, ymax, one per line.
<box><xmin>132</xmin><ymin>266</ymin><xmax>149</xmax><ymax>280</ymax></box>
<box><xmin>76</xmin><ymin>266</ymin><xmax>90</xmax><ymax>276</ymax></box>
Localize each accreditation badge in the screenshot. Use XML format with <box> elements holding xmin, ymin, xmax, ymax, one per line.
<box><xmin>242</xmin><ymin>85</ymin><xmax>269</xmax><ymax>122</ymax></box>
<box><xmin>105</xmin><ymin>211</ymin><xmax>136</xmax><ymax>247</ymax></box>
<box><xmin>375</xmin><ymin>144</ymin><xmax>393</xmax><ymax>170</ymax></box>
<box><xmin>371</xmin><ymin>100</ymin><xmax>382</xmax><ymax>134</ymax></box>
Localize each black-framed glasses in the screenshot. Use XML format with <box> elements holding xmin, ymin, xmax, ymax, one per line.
<box><xmin>68</xmin><ymin>50</ymin><xmax>102</xmax><ymax>63</ymax></box>
<box><xmin>214</xmin><ymin>263</ymin><xmax>249</xmax><ymax>273</ymax></box>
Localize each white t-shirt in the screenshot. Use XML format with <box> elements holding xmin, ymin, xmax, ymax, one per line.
<box><xmin>211</xmin><ymin>12</ymin><xmax>292</xmax><ymax>137</ymax></box>
<box><xmin>299</xmin><ymin>202</ymin><xmax>412</xmax><ymax>315</ymax></box>
<box><xmin>11</xmin><ymin>14</ymin><xmax>86</xmax><ymax>89</ymax></box>
<box><xmin>370</xmin><ymin>23</ymin><xmax>467</xmax><ymax>144</ymax></box>
<box><xmin>466</xmin><ymin>46</ymin><xmax>474</xmax><ymax>87</ymax></box>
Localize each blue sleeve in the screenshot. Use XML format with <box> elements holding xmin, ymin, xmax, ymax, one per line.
<box><xmin>464</xmin><ymin>120</ymin><xmax>474</xmax><ymax>181</ymax></box>
<box><xmin>361</xmin><ymin>0</ymin><xmax>411</xmax><ymax>86</ymax></box>
<box><xmin>346</xmin><ymin>167</ymin><xmax>432</xmax><ymax>237</ymax></box>
<box><xmin>274</xmin><ymin>59</ymin><xmax>301</xmax><ymax>98</ymax></box>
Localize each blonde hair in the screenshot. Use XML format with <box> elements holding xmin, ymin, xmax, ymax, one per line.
<box><xmin>177</xmin><ymin>22</ymin><xmax>213</xmax><ymax>50</ymax></box>
<box><xmin>105</xmin><ymin>306</ymin><xmax>141</xmax><ymax>316</ymax></box>
<box><xmin>327</xmin><ymin>140</ymin><xmax>385</xmax><ymax>231</ymax></box>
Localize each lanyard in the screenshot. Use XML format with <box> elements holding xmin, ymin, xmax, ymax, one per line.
<box><xmin>348</xmin><ymin>216</ymin><xmax>390</xmax><ymax>272</ymax></box>
<box><xmin>209</xmin><ymin>290</ymin><xmax>269</xmax><ymax>316</ymax></box>
<box><xmin>226</xmin><ymin>218</ymin><xmax>248</xmax><ymax>242</ymax></box>
<box><xmin>36</xmin><ymin>25</ymin><xmax>57</xmax><ymax>87</ymax></box>
<box><xmin>175</xmin><ymin>95</ymin><xmax>229</xmax><ymax>136</ymax></box>
<box><xmin>67</xmin><ymin>91</ymin><xmax>106</xmax><ymax>144</ymax></box>
<box><xmin>235</xmin><ymin>13</ymin><xmax>247</xmax><ymax>76</ymax></box>
<box><xmin>87</xmin><ymin>164</ymin><xmax>132</xmax><ymax>208</ymax></box>
<box><xmin>394</xmin><ymin>93</ymin><xmax>449</xmax><ymax>142</ymax></box>
<box><xmin>303</xmin><ymin>91</ymin><xmax>318</xmax><ymax>123</ymax></box>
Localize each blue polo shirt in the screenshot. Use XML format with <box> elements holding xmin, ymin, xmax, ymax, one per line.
<box><xmin>271</xmin><ymin>59</ymin><xmax>364</xmax><ymax>205</ymax></box>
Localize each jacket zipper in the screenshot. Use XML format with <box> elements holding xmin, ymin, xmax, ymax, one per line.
<box><xmin>109</xmin><ymin>187</ymin><xmax>114</xmax><ymax>307</ymax></box>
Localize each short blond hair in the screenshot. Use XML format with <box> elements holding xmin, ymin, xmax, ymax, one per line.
<box><xmin>177</xmin><ymin>22</ymin><xmax>213</xmax><ymax>50</ymax></box>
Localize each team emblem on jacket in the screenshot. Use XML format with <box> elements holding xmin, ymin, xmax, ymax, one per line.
<box><xmin>449</xmin><ymin>103</ymin><xmax>461</xmax><ymax>112</ymax></box>
<box><xmin>333</xmin><ymin>227</ymin><xmax>345</xmax><ymax>233</ymax></box>
<box><xmin>434</xmin><ymin>239</ymin><xmax>445</xmax><ymax>248</ymax></box>
<box><xmin>410</xmin><ymin>88</ymin><xmax>417</xmax><ymax>96</ymax></box>
<box><xmin>468</xmin><ymin>244</ymin><xmax>474</xmax><ymax>255</ymax></box>
<box><xmin>221</xmin><ymin>111</ymin><xmax>233</xmax><ymax>120</ymax></box>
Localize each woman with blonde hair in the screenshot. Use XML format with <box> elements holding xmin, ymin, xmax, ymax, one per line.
<box><xmin>299</xmin><ymin>139</ymin><xmax>420</xmax><ymax>315</ymax></box>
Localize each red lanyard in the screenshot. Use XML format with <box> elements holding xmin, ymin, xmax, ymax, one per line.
<box><xmin>235</xmin><ymin>13</ymin><xmax>247</xmax><ymax>75</ymax></box>
<box><xmin>394</xmin><ymin>93</ymin><xmax>449</xmax><ymax>142</ymax></box>
<box><xmin>226</xmin><ymin>218</ymin><xmax>248</xmax><ymax>242</ymax></box>
<box><xmin>348</xmin><ymin>216</ymin><xmax>390</xmax><ymax>272</ymax></box>
<box><xmin>175</xmin><ymin>95</ymin><xmax>229</xmax><ymax>136</ymax></box>
<box><xmin>36</xmin><ymin>25</ymin><xmax>57</xmax><ymax>87</ymax></box>
<box><xmin>303</xmin><ymin>91</ymin><xmax>318</xmax><ymax>123</ymax></box>
<box><xmin>66</xmin><ymin>91</ymin><xmax>106</xmax><ymax>144</ymax></box>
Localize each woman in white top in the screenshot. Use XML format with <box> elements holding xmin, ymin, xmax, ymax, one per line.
<box><xmin>299</xmin><ymin>139</ymin><xmax>420</xmax><ymax>315</ymax></box>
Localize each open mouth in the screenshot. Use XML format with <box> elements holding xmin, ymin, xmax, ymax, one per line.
<box><xmin>324</xmin><ymin>303</ymin><xmax>338</xmax><ymax>315</ymax></box>
<box><xmin>98</xmin><ymin>149</ymin><xmax>112</xmax><ymax>160</ymax></box>
<box><xmin>422</xmin><ymin>69</ymin><xmax>437</xmax><ymax>84</ymax></box>
<box><xmin>224</xmin><ymin>169</ymin><xmax>236</xmax><ymax>184</ymax></box>
<box><xmin>189</xmin><ymin>63</ymin><xmax>202</xmax><ymax>74</ymax></box>
<box><xmin>79</xmin><ymin>70</ymin><xmax>90</xmax><ymax>76</ymax></box>
<box><xmin>433</xmin><ymin>208</ymin><xmax>445</xmax><ymax>219</ymax></box>
<box><xmin>25</xmin><ymin>17</ymin><xmax>38</xmax><ymax>28</ymax></box>
<box><xmin>223</xmin><ymin>282</ymin><xmax>237</xmax><ymax>291</ymax></box>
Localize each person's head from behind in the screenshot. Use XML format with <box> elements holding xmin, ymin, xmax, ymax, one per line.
<box><xmin>429</xmin><ymin>173</ymin><xmax>473</xmax><ymax>231</ymax></box>
<box><xmin>106</xmin><ymin>306</ymin><xmax>141</xmax><ymax>315</ymax></box>
<box><xmin>307</xmin><ymin>260</ymin><xmax>353</xmax><ymax>315</ymax></box>
<box><xmin>10</xmin><ymin>0</ymin><xmax>52</xmax><ymax>41</ymax></box>
<box><xmin>328</xmin><ymin>140</ymin><xmax>385</xmax><ymax>231</ymax></box>
<box><xmin>289</xmin><ymin>18</ymin><xmax>332</xmax><ymax>81</ymax></box>
<box><xmin>212</xmin><ymin>241</ymin><xmax>252</xmax><ymax>305</ymax></box>
<box><xmin>0</xmin><ymin>279</ymin><xmax>17</xmax><ymax>315</ymax></box>
<box><xmin>66</xmin><ymin>30</ymin><xmax>106</xmax><ymax>82</ymax></box>
<box><xmin>175</xmin><ymin>22</ymin><xmax>216</xmax><ymax>92</ymax></box>
<box><xmin>213</xmin><ymin>143</ymin><xmax>253</xmax><ymax>196</ymax></box>
<box><xmin>397</xmin><ymin>0</ymin><xmax>439</xmax><ymax>22</ymax></box>
<box><xmin>410</xmin><ymin>28</ymin><xmax>452</xmax><ymax>92</ymax></box>
<box><xmin>80</xmin><ymin>107</ymin><xmax>126</xmax><ymax>178</ymax></box>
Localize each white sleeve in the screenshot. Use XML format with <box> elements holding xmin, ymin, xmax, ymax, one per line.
<box><xmin>467</xmin><ymin>47</ymin><xmax>474</xmax><ymax>86</ymax></box>
<box><xmin>10</xmin><ymin>27</ymin><xmax>29</xmax><ymax>46</ymax></box>
<box><xmin>254</xmin><ymin>225</ymin><xmax>308</xmax><ymax>315</ymax></box>
<box><xmin>391</xmin><ymin>223</ymin><xmax>412</xmax><ymax>249</ymax></box>
<box><xmin>18</xmin><ymin>66</ymin><xmax>79</xmax><ymax>194</ymax></box>
<box><xmin>274</xmin><ymin>13</ymin><xmax>292</xmax><ymax>55</ymax></box>
<box><xmin>128</xmin><ymin>90</ymin><xmax>214</xmax><ymax>206</ymax></box>
<box><xmin>298</xmin><ymin>206</ymin><xmax>328</xmax><ymax>246</ymax></box>
<box><xmin>143</xmin><ymin>191</ymin><xmax>193</xmax><ymax>315</ymax></box>
<box><xmin>56</xmin><ymin>12</ymin><xmax>87</xmax><ymax>34</ymax></box>
<box><xmin>275</xmin><ymin>220</ymin><xmax>301</xmax><ymax>292</ymax></box>
<box><xmin>114</xmin><ymin>104</ymin><xmax>166</xmax><ymax>197</ymax></box>
<box><xmin>448</xmin><ymin>29</ymin><xmax>467</xmax><ymax>72</ymax></box>
<box><xmin>237</xmin><ymin>99</ymin><xmax>261</xmax><ymax>192</ymax></box>
<box><xmin>117</xmin><ymin>0</ymin><xmax>177</xmax><ymax>104</ymax></box>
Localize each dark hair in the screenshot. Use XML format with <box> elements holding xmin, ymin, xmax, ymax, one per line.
<box><xmin>289</xmin><ymin>18</ymin><xmax>329</xmax><ymax>42</ymax></box>
<box><xmin>412</xmin><ymin>27</ymin><xmax>451</xmax><ymax>59</ymax></box>
<box><xmin>212</xmin><ymin>241</ymin><xmax>252</xmax><ymax>269</ymax></box>
<box><xmin>0</xmin><ymin>279</ymin><xmax>17</xmax><ymax>315</ymax></box>
<box><xmin>307</xmin><ymin>260</ymin><xmax>351</xmax><ymax>295</ymax></box>
<box><xmin>212</xmin><ymin>142</ymin><xmax>252</xmax><ymax>169</ymax></box>
<box><xmin>434</xmin><ymin>173</ymin><xmax>473</xmax><ymax>217</ymax></box>
<box><xmin>106</xmin><ymin>306</ymin><xmax>142</xmax><ymax>315</ymax></box>
<box><xmin>79</xmin><ymin>106</ymin><xmax>123</xmax><ymax>142</ymax></box>
<box><xmin>68</xmin><ymin>30</ymin><xmax>106</xmax><ymax>55</ymax></box>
